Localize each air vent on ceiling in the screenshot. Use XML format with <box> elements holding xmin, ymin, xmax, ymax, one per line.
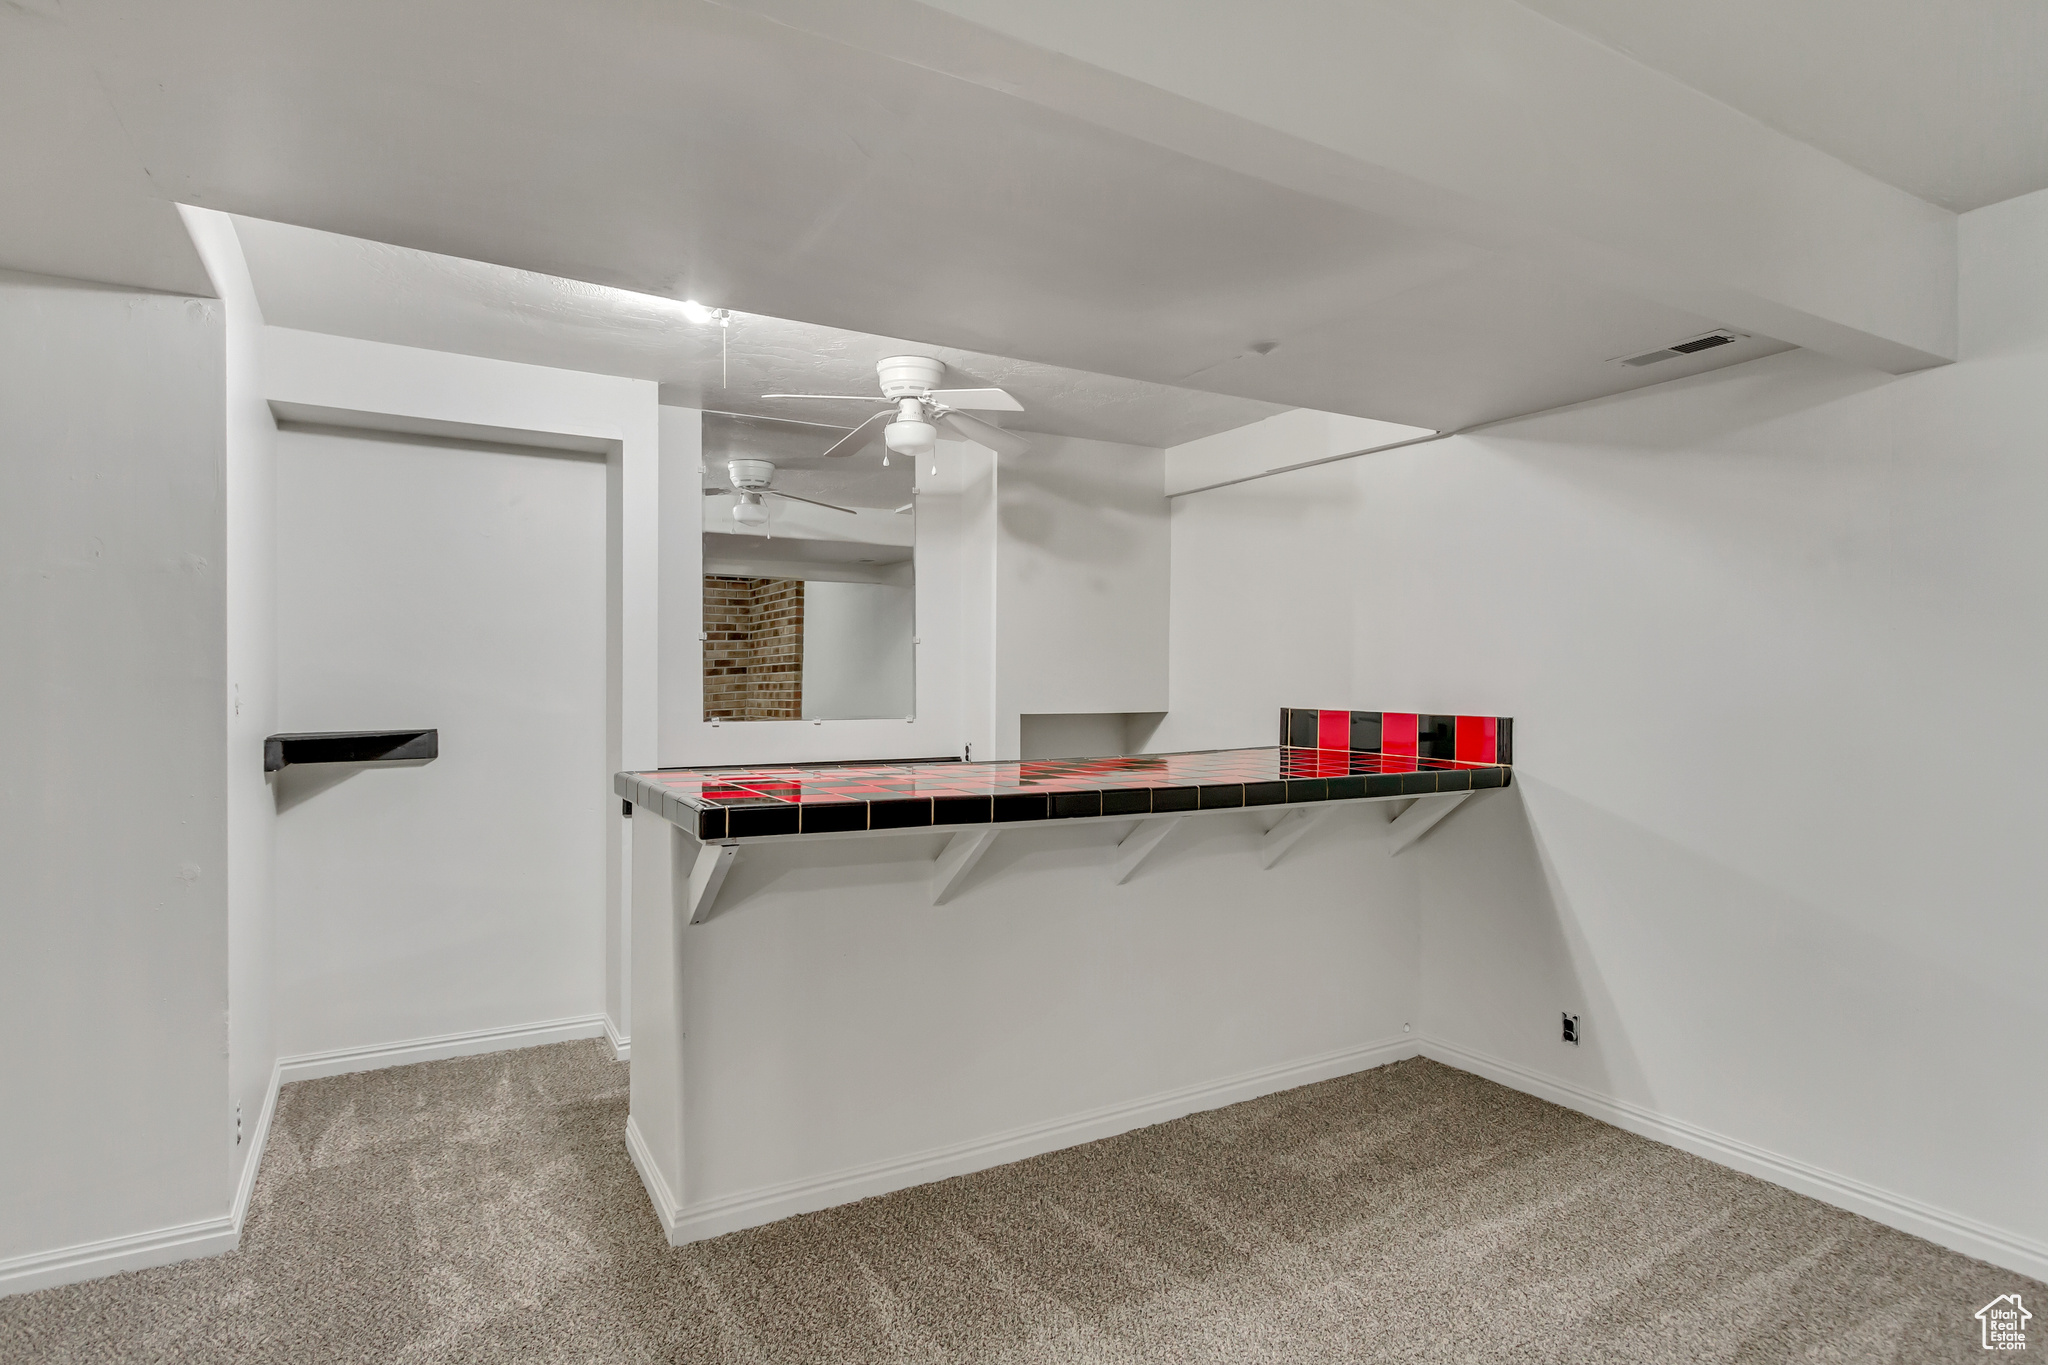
<box><xmin>1615</xmin><ymin>329</ymin><xmax>1748</xmax><ymax>368</ymax></box>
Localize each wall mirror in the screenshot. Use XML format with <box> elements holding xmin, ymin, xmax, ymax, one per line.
<box><xmin>702</xmin><ymin>412</ymin><xmax>916</xmax><ymax>721</ymax></box>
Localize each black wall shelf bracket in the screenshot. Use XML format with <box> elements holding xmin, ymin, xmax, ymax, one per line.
<box><xmin>264</xmin><ymin>729</ymin><xmax>438</xmax><ymax>773</ymax></box>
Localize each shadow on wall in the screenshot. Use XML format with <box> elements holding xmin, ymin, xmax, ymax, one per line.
<box><xmin>272</xmin><ymin>758</ymin><xmax>433</xmax><ymax>814</ymax></box>
<box><xmin>1419</xmin><ymin>782</ymin><xmax>1649</xmax><ymax>1110</ymax></box>
<box><xmin>995</xmin><ymin>451</ymin><xmax>1156</xmax><ymax>568</ymax></box>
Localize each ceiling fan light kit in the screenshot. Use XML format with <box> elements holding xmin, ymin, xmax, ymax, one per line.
<box><xmin>762</xmin><ymin>356</ymin><xmax>1034</xmax><ymax>461</ymax></box>
<box><xmin>884</xmin><ymin>416</ymin><xmax>937</xmax><ymax>457</ymax></box>
<box><xmin>703</xmin><ymin>459</ymin><xmax>860</xmax><ymax>534</ymax></box>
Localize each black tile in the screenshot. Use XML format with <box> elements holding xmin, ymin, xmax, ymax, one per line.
<box><xmin>1419</xmin><ymin>715</ymin><xmax>1458</xmax><ymax>762</ymax></box>
<box><xmin>1285</xmin><ymin>708</ymin><xmax>1320</xmax><ymax>748</ymax></box>
<box><xmin>1436</xmin><ymin>769</ymin><xmax>1474</xmax><ymax>793</ymax></box>
<box><xmin>1244</xmin><ymin>780</ymin><xmax>1286</xmax><ymax>806</ymax></box>
<box><xmin>1363</xmin><ymin>774</ymin><xmax>1405</xmax><ymax>800</ymax></box>
<box><xmin>993</xmin><ymin>793</ymin><xmax>1049</xmax><ymax>822</ymax></box>
<box><xmin>869</xmin><ymin>798</ymin><xmax>933</xmax><ymax>829</ymax></box>
<box><xmin>1398</xmin><ymin>771</ymin><xmax>1440</xmax><ymax>796</ymax></box>
<box><xmin>1102</xmin><ymin>788</ymin><xmax>1152</xmax><ymax>817</ymax></box>
<box><xmin>1150</xmin><ymin>786</ymin><xmax>1199</xmax><ymax>813</ymax></box>
<box><xmin>1326</xmin><ymin>774</ymin><xmax>1368</xmax><ymax>800</ymax></box>
<box><xmin>1471</xmin><ymin>766</ymin><xmax>1506</xmax><ymax>789</ymax></box>
<box><xmin>1199</xmin><ymin>783</ymin><xmax>1245</xmax><ymax>809</ymax></box>
<box><xmin>800</xmin><ymin>801</ymin><xmax>868</xmax><ymax>834</ymax></box>
<box><xmin>728</xmin><ymin>804</ymin><xmax>799</xmax><ymax>838</ymax></box>
<box><xmin>1284</xmin><ymin>777</ymin><xmax>1329</xmax><ymax>804</ymax></box>
<box><xmin>1497</xmin><ymin>717</ymin><xmax>1514</xmax><ymax>765</ymax></box>
<box><xmin>934</xmin><ymin>796</ymin><xmax>993</xmax><ymax>826</ymax></box>
<box><xmin>696</xmin><ymin>808</ymin><xmax>727</xmax><ymax>840</ymax></box>
<box><xmin>1052</xmin><ymin>791</ymin><xmax>1103</xmax><ymax>819</ymax></box>
<box><xmin>1349</xmin><ymin>711</ymin><xmax>1383</xmax><ymax>753</ymax></box>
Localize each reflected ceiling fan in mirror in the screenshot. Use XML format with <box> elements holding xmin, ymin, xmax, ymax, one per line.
<box><xmin>703</xmin><ymin>459</ymin><xmax>856</xmax><ymax>536</ymax></box>
<box><xmin>765</xmin><ymin>356</ymin><xmax>1034</xmax><ymax>465</ymax></box>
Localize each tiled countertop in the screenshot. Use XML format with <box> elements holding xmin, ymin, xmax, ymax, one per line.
<box><xmin>617</xmin><ymin>746</ymin><xmax>1512</xmax><ymax>842</ymax></box>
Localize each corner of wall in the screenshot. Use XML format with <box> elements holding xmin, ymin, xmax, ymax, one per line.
<box><xmin>178</xmin><ymin>207</ymin><xmax>281</xmax><ymax>1208</ymax></box>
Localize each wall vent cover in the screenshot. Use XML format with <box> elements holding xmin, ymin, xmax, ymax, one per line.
<box><xmin>1615</xmin><ymin>329</ymin><xmax>1747</xmax><ymax>367</ymax></box>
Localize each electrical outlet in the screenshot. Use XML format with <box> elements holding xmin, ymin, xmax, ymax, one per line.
<box><xmin>1561</xmin><ymin>1012</ymin><xmax>1581</xmax><ymax>1045</ymax></box>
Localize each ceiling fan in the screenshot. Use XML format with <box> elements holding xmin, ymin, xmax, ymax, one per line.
<box><xmin>765</xmin><ymin>356</ymin><xmax>1033</xmax><ymax>461</ymax></box>
<box><xmin>703</xmin><ymin>459</ymin><xmax>856</xmax><ymax>534</ymax></box>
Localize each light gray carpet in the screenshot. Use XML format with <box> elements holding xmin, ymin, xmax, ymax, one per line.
<box><xmin>3</xmin><ymin>1041</ymin><xmax>2034</xmax><ymax>1363</ymax></box>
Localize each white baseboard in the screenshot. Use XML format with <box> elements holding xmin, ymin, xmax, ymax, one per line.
<box><xmin>230</xmin><ymin>1058</ymin><xmax>284</xmax><ymax>1239</ymax></box>
<box><xmin>659</xmin><ymin>1034</ymin><xmax>1421</xmax><ymax>1246</ymax></box>
<box><xmin>3</xmin><ymin>1063</ymin><xmax>281</xmax><ymax>1298</ymax></box>
<box><xmin>624</xmin><ymin>1115</ymin><xmax>681</xmax><ymax>1241</ymax></box>
<box><xmin>4</xmin><ymin>1017</ymin><xmax>613</xmax><ymax>1299</ymax></box>
<box><xmin>0</xmin><ymin>1214</ymin><xmax>238</xmax><ymax>1298</ymax></box>
<box><xmin>277</xmin><ymin>1014</ymin><xmax>610</xmax><ymax>1083</ymax></box>
<box><xmin>604</xmin><ymin>1015</ymin><xmax>630</xmax><ymax>1063</ymax></box>
<box><xmin>1419</xmin><ymin>1035</ymin><xmax>2048</xmax><ymax>1283</ymax></box>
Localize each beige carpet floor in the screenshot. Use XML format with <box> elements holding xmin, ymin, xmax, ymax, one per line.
<box><xmin>2</xmin><ymin>1041</ymin><xmax>2034</xmax><ymax>1363</ymax></box>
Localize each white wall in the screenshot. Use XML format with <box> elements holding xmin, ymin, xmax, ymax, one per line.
<box><xmin>1153</xmin><ymin>457</ymin><xmax>1366</xmax><ymax>754</ymax></box>
<box><xmin>180</xmin><ymin>207</ymin><xmax>280</xmax><ymax>1211</ymax></box>
<box><xmin>272</xmin><ymin>428</ymin><xmax>608</xmax><ymax>1057</ymax></box>
<box><xmin>0</xmin><ymin>268</ymin><xmax>231</xmax><ymax>1286</ymax></box>
<box><xmin>1018</xmin><ymin>712</ymin><xmax>1128</xmax><ymax>759</ymax></box>
<box><xmin>994</xmin><ymin>434</ymin><xmax>1170</xmax><ymax>757</ymax></box>
<box><xmin>1162</xmin><ymin>186</ymin><xmax>2048</xmax><ymax>1279</ymax></box>
<box><xmin>630</xmin><ymin>801</ymin><xmax>1420</xmax><ymax>1242</ymax></box>
<box><xmin>802</xmin><ymin>581</ymin><xmax>915</xmax><ymax>720</ymax></box>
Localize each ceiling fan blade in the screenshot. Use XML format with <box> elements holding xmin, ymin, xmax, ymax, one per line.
<box><xmin>821</xmin><ymin>409</ymin><xmax>893</xmax><ymax>458</ymax></box>
<box><xmin>761</xmin><ymin>393</ymin><xmax>895</xmax><ymax>403</ymax></box>
<box><xmin>702</xmin><ymin>486</ymin><xmax>734</xmax><ymax>495</ymax></box>
<box><xmin>929</xmin><ymin>387</ymin><xmax>1023</xmax><ymax>412</ymax></box>
<box><xmin>767</xmin><ymin>490</ymin><xmax>859</xmax><ymax>515</ymax></box>
<box><xmin>936</xmin><ymin>409</ymin><xmax>1032</xmax><ymax>457</ymax></box>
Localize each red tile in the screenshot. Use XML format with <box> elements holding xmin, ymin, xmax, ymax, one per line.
<box><xmin>1455</xmin><ymin>716</ymin><xmax>1497</xmax><ymax>765</ymax></box>
<box><xmin>1317</xmin><ymin>709</ymin><xmax>1350</xmax><ymax>751</ymax></box>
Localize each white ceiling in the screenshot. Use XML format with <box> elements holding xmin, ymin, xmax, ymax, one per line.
<box><xmin>1516</xmin><ymin>0</ymin><xmax>2048</xmax><ymax>212</ymax></box>
<box><xmin>8</xmin><ymin>0</ymin><xmax>2005</xmax><ymax>428</ymax></box>
<box><xmin>34</xmin><ymin>0</ymin><xmax>1829</xmax><ymax>431</ymax></box>
<box><xmin>0</xmin><ymin>4</ymin><xmax>209</xmax><ymax>293</ymax></box>
<box><xmin>233</xmin><ymin>216</ymin><xmax>1288</xmax><ymax>450</ymax></box>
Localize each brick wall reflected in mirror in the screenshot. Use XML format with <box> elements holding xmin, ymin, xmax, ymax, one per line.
<box><xmin>703</xmin><ymin>575</ymin><xmax>805</xmax><ymax>721</ymax></box>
